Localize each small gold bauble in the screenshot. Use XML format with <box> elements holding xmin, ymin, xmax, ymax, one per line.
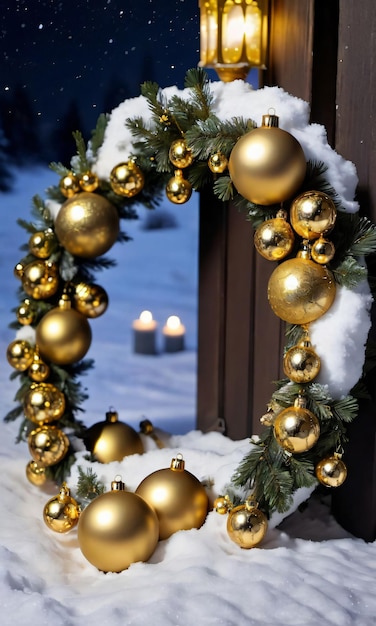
<box><xmin>55</xmin><ymin>192</ymin><xmax>120</xmax><ymax>258</ymax></box>
<box><xmin>83</xmin><ymin>409</ymin><xmax>144</xmax><ymax>463</ymax></box>
<box><xmin>315</xmin><ymin>454</ymin><xmax>348</xmax><ymax>487</ymax></box>
<box><xmin>59</xmin><ymin>172</ymin><xmax>81</xmax><ymax>198</ymax></box>
<box><xmin>43</xmin><ymin>483</ymin><xmax>80</xmax><ymax>533</ymax></box>
<box><xmin>254</xmin><ymin>211</ymin><xmax>295</xmax><ymax>261</ymax></box>
<box><xmin>274</xmin><ymin>396</ymin><xmax>320</xmax><ymax>454</ymax></box>
<box><xmin>226</xmin><ymin>497</ymin><xmax>268</xmax><ymax>549</ymax></box>
<box><xmin>73</xmin><ymin>282</ymin><xmax>109</xmax><ymax>318</ymax></box>
<box><xmin>36</xmin><ymin>294</ymin><xmax>92</xmax><ymax>365</ymax></box>
<box><xmin>267</xmin><ymin>252</ymin><xmax>336</xmax><ymax>325</ymax></box>
<box><xmin>169</xmin><ymin>138</ymin><xmax>194</xmax><ymax>169</ymax></box>
<box><xmin>311</xmin><ymin>236</ymin><xmax>336</xmax><ymax>264</ymax></box>
<box><xmin>6</xmin><ymin>339</ymin><xmax>34</xmax><ymax>371</ymax></box>
<box><xmin>20</xmin><ymin>260</ymin><xmax>59</xmax><ymax>300</ymax></box>
<box><xmin>26</xmin><ymin>460</ymin><xmax>47</xmax><ymax>486</ymax></box>
<box><xmin>283</xmin><ymin>338</ymin><xmax>321</xmax><ymax>383</ymax></box>
<box><xmin>28</xmin><ymin>229</ymin><xmax>56</xmax><ymax>259</ymax></box>
<box><xmin>208</xmin><ymin>152</ymin><xmax>228</xmax><ymax>174</ymax></box>
<box><xmin>109</xmin><ymin>161</ymin><xmax>145</xmax><ymax>198</ymax></box>
<box><xmin>79</xmin><ymin>171</ymin><xmax>99</xmax><ymax>193</ymax></box>
<box><xmin>78</xmin><ymin>476</ymin><xmax>159</xmax><ymax>572</ymax></box>
<box><xmin>28</xmin><ymin>350</ymin><xmax>51</xmax><ymax>382</ymax></box>
<box><xmin>228</xmin><ymin>112</ymin><xmax>307</xmax><ymax>206</ymax></box>
<box><xmin>23</xmin><ymin>382</ymin><xmax>66</xmax><ymax>425</ymax></box>
<box><xmin>290</xmin><ymin>191</ymin><xmax>337</xmax><ymax>239</ymax></box>
<box><xmin>136</xmin><ymin>453</ymin><xmax>209</xmax><ymax>540</ymax></box>
<box><xmin>214</xmin><ymin>495</ymin><xmax>232</xmax><ymax>515</ymax></box>
<box><xmin>166</xmin><ymin>169</ymin><xmax>192</xmax><ymax>204</ymax></box>
<box><xmin>28</xmin><ymin>424</ymin><xmax>69</xmax><ymax>466</ymax></box>
<box><xmin>17</xmin><ymin>299</ymin><xmax>35</xmax><ymax>325</ymax></box>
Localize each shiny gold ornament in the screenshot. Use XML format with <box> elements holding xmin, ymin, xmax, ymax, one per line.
<box><xmin>214</xmin><ymin>495</ymin><xmax>233</xmax><ymax>515</ymax></box>
<box><xmin>208</xmin><ymin>152</ymin><xmax>228</xmax><ymax>174</ymax></box>
<box><xmin>79</xmin><ymin>171</ymin><xmax>99</xmax><ymax>193</ymax></box>
<box><xmin>55</xmin><ymin>192</ymin><xmax>120</xmax><ymax>258</ymax></box>
<box><xmin>290</xmin><ymin>191</ymin><xmax>337</xmax><ymax>240</ymax></box>
<box><xmin>83</xmin><ymin>409</ymin><xmax>144</xmax><ymax>463</ymax></box>
<box><xmin>6</xmin><ymin>339</ymin><xmax>34</xmax><ymax>371</ymax></box>
<box><xmin>28</xmin><ymin>229</ymin><xmax>56</xmax><ymax>259</ymax></box>
<box><xmin>26</xmin><ymin>460</ymin><xmax>47</xmax><ymax>486</ymax></box>
<box><xmin>226</xmin><ymin>497</ymin><xmax>268</xmax><ymax>549</ymax></box>
<box><xmin>16</xmin><ymin>299</ymin><xmax>35</xmax><ymax>326</ymax></box>
<box><xmin>78</xmin><ymin>476</ymin><xmax>159</xmax><ymax>572</ymax></box>
<box><xmin>228</xmin><ymin>111</ymin><xmax>307</xmax><ymax>206</ymax></box>
<box><xmin>311</xmin><ymin>236</ymin><xmax>336</xmax><ymax>265</ymax></box>
<box><xmin>274</xmin><ymin>395</ymin><xmax>320</xmax><ymax>454</ymax></box>
<box><xmin>315</xmin><ymin>453</ymin><xmax>348</xmax><ymax>488</ymax></box>
<box><xmin>165</xmin><ymin>169</ymin><xmax>192</xmax><ymax>204</ymax></box>
<box><xmin>267</xmin><ymin>248</ymin><xmax>336</xmax><ymax>325</ymax></box>
<box><xmin>283</xmin><ymin>335</ymin><xmax>321</xmax><ymax>384</ymax></box>
<box><xmin>254</xmin><ymin>209</ymin><xmax>295</xmax><ymax>261</ymax></box>
<box><xmin>36</xmin><ymin>294</ymin><xmax>92</xmax><ymax>365</ymax></box>
<box><xmin>18</xmin><ymin>260</ymin><xmax>59</xmax><ymax>300</ymax></box>
<box><xmin>23</xmin><ymin>382</ymin><xmax>65</xmax><ymax>425</ymax></box>
<box><xmin>136</xmin><ymin>453</ymin><xmax>209</xmax><ymax>540</ymax></box>
<box><xmin>43</xmin><ymin>483</ymin><xmax>80</xmax><ymax>533</ymax></box>
<box><xmin>169</xmin><ymin>138</ymin><xmax>194</xmax><ymax>169</ymax></box>
<box><xmin>28</xmin><ymin>424</ymin><xmax>69</xmax><ymax>466</ymax></box>
<box><xmin>28</xmin><ymin>349</ymin><xmax>50</xmax><ymax>382</ymax></box>
<box><xmin>73</xmin><ymin>282</ymin><xmax>109</xmax><ymax>318</ymax></box>
<box><xmin>109</xmin><ymin>161</ymin><xmax>144</xmax><ymax>198</ymax></box>
<box><xmin>59</xmin><ymin>172</ymin><xmax>80</xmax><ymax>198</ymax></box>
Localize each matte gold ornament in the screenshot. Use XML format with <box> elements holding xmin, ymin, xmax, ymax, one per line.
<box><xmin>136</xmin><ymin>453</ymin><xmax>209</xmax><ymax>540</ymax></box>
<box><xmin>267</xmin><ymin>248</ymin><xmax>336</xmax><ymax>325</ymax></box>
<box><xmin>6</xmin><ymin>339</ymin><xmax>34</xmax><ymax>371</ymax></box>
<box><xmin>55</xmin><ymin>192</ymin><xmax>120</xmax><ymax>258</ymax></box>
<box><xmin>36</xmin><ymin>294</ymin><xmax>92</xmax><ymax>365</ymax></box>
<box><xmin>18</xmin><ymin>260</ymin><xmax>59</xmax><ymax>300</ymax></box>
<box><xmin>228</xmin><ymin>111</ymin><xmax>307</xmax><ymax>206</ymax></box>
<box><xmin>77</xmin><ymin>476</ymin><xmax>159</xmax><ymax>573</ymax></box>
<box><xmin>166</xmin><ymin>170</ymin><xmax>192</xmax><ymax>204</ymax></box>
<box><xmin>208</xmin><ymin>152</ymin><xmax>228</xmax><ymax>174</ymax></box>
<box><xmin>109</xmin><ymin>161</ymin><xmax>144</xmax><ymax>197</ymax></box>
<box><xmin>28</xmin><ymin>229</ymin><xmax>56</xmax><ymax>259</ymax></box>
<box><xmin>311</xmin><ymin>236</ymin><xmax>336</xmax><ymax>265</ymax></box>
<box><xmin>26</xmin><ymin>460</ymin><xmax>47</xmax><ymax>486</ymax></box>
<box><xmin>83</xmin><ymin>409</ymin><xmax>144</xmax><ymax>463</ymax></box>
<box><xmin>28</xmin><ymin>349</ymin><xmax>51</xmax><ymax>382</ymax></box>
<box><xmin>79</xmin><ymin>171</ymin><xmax>99</xmax><ymax>193</ymax></box>
<box><xmin>283</xmin><ymin>335</ymin><xmax>321</xmax><ymax>383</ymax></box>
<box><xmin>274</xmin><ymin>395</ymin><xmax>320</xmax><ymax>454</ymax></box>
<box><xmin>23</xmin><ymin>382</ymin><xmax>66</xmax><ymax>425</ymax></box>
<box><xmin>17</xmin><ymin>299</ymin><xmax>35</xmax><ymax>325</ymax></box>
<box><xmin>254</xmin><ymin>209</ymin><xmax>295</xmax><ymax>261</ymax></box>
<box><xmin>43</xmin><ymin>482</ymin><xmax>80</xmax><ymax>533</ymax></box>
<box><xmin>73</xmin><ymin>282</ymin><xmax>109</xmax><ymax>318</ymax></box>
<box><xmin>169</xmin><ymin>138</ymin><xmax>194</xmax><ymax>169</ymax></box>
<box><xmin>290</xmin><ymin>191</ymin><xmax>337</xmax><ymax>240</ymax></box>
<box><xmin>315</xmin><ymin>453</ymin><xmax>348</xmax><ymax>488</ymax></box>
<box><xmin>59</xmin><ymin>172</ymin><xmax>81</xmax><ymax>198</ymax></box>
<box><xmin>226</xmin><ymin>497</ymin><xmax>268</xmax><ymax>549</ymax></box>
<box><xmin>28</xmin><ymin>424</ymin><xmax>69</xmax><ymax>466</ymax></box>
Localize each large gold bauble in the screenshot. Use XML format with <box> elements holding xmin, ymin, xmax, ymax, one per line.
<box><xmin>26</xmin><ymin>460</ymin><xmax>47</xmax><ymax>486</ymax></box>
<box><xmin>169</xmin><ymin>138</ymin><xmax>194</xmax><ymax>169</ymax></box>
<box><xmin>290</xmin><ymin>191</ymin><xmax>337</xmax><ymax>240</ymax></box>
<box><xmin>77</xmin><ymin>476</ymin><xmax>159</xmax><ymax>573</ymax></box>
<box><xmin>283</xmin><ymin>338</ymin><xmax>321</xmax><ymax>383</ymax></box>
<box><xmin>36</xmin><ymin>295</ymin><xmax>92</xmax><ymax>365</ymax></box>
<box><xmin>28</xmin><ymin>350</ymin><xmax>51</xmax><ymax>382</ymax></box>
<box><xmin>228</xmin><ymin>114</ymin><xmax>307</xmax><ymax>206</ymax></box>
<box><xmin>267</xmin><ymin>254</ymin><xmax>336</xmax><ymax>325</ymax></box>
<box><xmin>29</xmin><ymin>229</ymin><xmax>56</xmax><ymax>259</ymax></box>
<box><xmin>136</xmin><ymin>454</ymin><xmax>209</xmax><ymax>540</ymax></box>
<box><xmin>55</xmin><ymin>192</ymin><xmax>120</xmax><ymax>258</ymax></box>
<box><xmin>254</xmin><ymin>211</ymin><xmax>295</xmax><ymax>261</ymax></box>
<box><xmin>59</xmin><ymin>172</ymin><xmax>81</xmax><ymax>198</ymax></box>
<box><xmin>20</xmin><ymin>260</ymin><xmax>59</xmax><ymax>300</ymax></box>
<box><xmin>83</xmin><ymin>409</ymin><xmax>144</xmax><ymax>463</ymax></box>
<box><xmin>43</xmin><ymin>483</ymin><xmax>80</xmax><ymax>533</ymax></box>
<box><xmin>166</xmin><ymin>169</ymin><xmax>192</xmax><ymax>204</ymax></box>
<box><xmin>17</xmin><ymin>299</ymin><xmax>35</xmax><ymax>325</ymax></box>
<box><xmin>226</xmin><ymin>497</ymin><xmax>268</xmax><ymax>549</ymax></box>
<box><xmin>73</xmin><ymin>282</ymin><xmax>109</xmax><ymax>318</ymax></box>
<box><xmin>315</xmin><ymin>454</ymin><xmax>347</xmax><ymax>488</ymax></box>
<box><xmin>79</xmin><ymin>171</ymin><xmax>99</xmax><ymax>193</ymax></box>
<box><xmin>28</xmin><ymin>425</ymin><xmax>69</xmax><ymax>466</ymax></box>
<box><xmin>6</xmin><ymin>339</ymin><xmax>34</xmax><ymax>371</ymax></box>
<box><xmin>23</xmin><ymin>382</ymin><xmax>65</xmax><ymax>425</ymax></box>
<box><xmin>274</xmin><ymin>396</ymin><xmax>320</xmax><ymax>454</ymax></box>
<box><xmin>110</xmin><ymin>162</ymin><xmax>145</xmax><ymax>198</ymax></box>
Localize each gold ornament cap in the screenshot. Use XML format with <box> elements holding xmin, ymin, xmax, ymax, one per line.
<box><xmin>111</xmin><ymin>475</ymin><xmax>126</xmax><ymax>491</ymax></box>
<box><xmin>261</xmin><ymin>110</ymin><xmax>279</xmax><ymax>127</ymax></box>
<box><xmin>170</xmin><ymin>453</ymin><xmax>185</xmax><ymax>471</ymax></box>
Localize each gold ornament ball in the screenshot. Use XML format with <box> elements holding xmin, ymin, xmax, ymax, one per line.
<box><xmin>110</xmin><ymin>161</ymin><xmax>145</xmax><ymax>198</ymax></box>
<box><xmin>166</xmin><ymin>170</ymin><xmax>192</xmax><ymax>204</ymax></box>
<box><xmin>29</xmin><ymin>229</ymin><xmax>56</xmax><ymax>259</ymax></box>
<box><xmin>254</xmin><ymin>214</ymin><xmax>295</xmax><ymax>261</ymax></box>
<box><xmin>208</xmin><ymin>152</ymin><xmax>228</xmax><ymax>174</ymax></box>
<box><xmin>59</xmin><ymin>172</ymin><xmax>81</xmax><ymax>198</ymax></box>
<box><xmin>83</xmin><ymin>409</ymin><xmax>144</xmax><ymax>463</ymax></box>
<box><xmin>283</xmin><ymin>341</ymin><xmax>321</xmax><ymax>383</ymax></box>
<box><xmin>55</xmin><ymin>192</ymin><xmax>120</xmax><ymax>258</ymax></box>
<box><xmin>28</xmin><ymin>425</ymin><xmax>69</xmax><ymax>466</ymax></box>
<box><xmin>274</xmin><ymin>397</ymin><xmax>320</xmax><ymax>454</ymax></box>
<box><xmin>43</xmin><ymin>483</ymin><xmax>80</xmax><ymax>533</ymax></box>
<box><xmin>23</xmin><ymin>382</ymin><xmax>66</xmax><ymax>425</ymax></box>
<box><xmin>214</xmin><ymin>495</ymin><xmax>232</xmax><ymax>515</ymax></box>
<box><xmin>28</xmin><ymin>351</ymin><xmax>51</xmax><ymax>382</ymax></box>
<box><xmin>77</xmin><ymin>477</ymin><xmax>159</xmax><ymax>573</ymax></box>
<box><xmin>311</xmin><ymin>236</ymin><xmax>336</xmax><ymax>265</ymax></box>
<box><xmin>20</xmin><ymin>260</ymin><xmax>59</xmax><ymax>300</ymax></box>
<box><xmin>79</xmin><ymin>171</ymin><xmax>99</xmax><ymax>193</ymax></box>
<box><xmin>267</xmin><ymin>254</ymin><xmax>336</xmax><ymax>325</ymax></box>
<box><xmin>17</xmin><ymin>299</ymin><xmax>35</xmax><ymax>326</ymax></box>
<box><xmin>290</xmin><ymin>191</ymin><xmax>337</xmax><ymax>240</ymax></box>
<box><xmin>227</xmin><ymin>498</ymin><xmax>268</xmax><ymax>549</ymax></box>
<box><xmin>136</xmin><ymin>454</ymin><xmax>209</xmax><ymax>540</ymax></box>
<box><xmin>169</xmin><ymin>138</ymin><xmax>194</xmax><ymax>169</ymax></box>
<box><xmin>26</xmin><ymin>460</ymin><xmax>48</xmax><ymax>487</ymax></box>
<box><xmin>73</xmin><ymin>282</ymin><xmax>109</xmax><ymax>318</ymax></box>
<box><xmin>6</xmin><ymin>339</ymin><xmax>34</xmax><ymax>371</ymax></box>
<box><xmin>315</xmin><ymin>455</ymin><xmax>348</xmax><ymax>488</ymax></box>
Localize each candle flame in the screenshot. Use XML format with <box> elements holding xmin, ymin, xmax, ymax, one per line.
<box><xmin>139</xmin><ymin>310</ymin><xmax>153</xmax><ymax>323</ymax></box>
<box><xmin>166</xmin><ymin>315</ymin><xmax>181</xmax><ymax>330</ymax></box>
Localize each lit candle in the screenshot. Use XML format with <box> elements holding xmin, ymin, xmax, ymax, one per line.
<box><xmin>163</xmin><ymin>315</ymin><xmax>186</xmax><ymax>353</ymax></box>
<box><xmin>132</xmin><ymin>310</ymin><xmax>158</xmax><ymax>355</ymax></box>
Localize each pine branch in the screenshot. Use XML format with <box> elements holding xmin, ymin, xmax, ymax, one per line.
<box><xmin>90</xmin><ymin>113</ymin><xmax>109</xmax><ymax>156</ymax></box>
<box><xmin>332</xmin><ymin>256</ymin><xmax>368</xmax><ymax>288</ymax></box>
<box><xmin>213</xmin><ymin>175</ymin><xmax>234</xmax><ymax>201</ymax></box>
<box><xmin>184</xmin><ymin>67</ymin><xmax>213</xmax><ymax>120</ymax></box>
<box><xmin>72</xmin><ymin>130</ymin><xmax>90</xmax><ymax>172</ymax></box>
<box><xmin>76</xmin><ymin>465</ymin><xmax>106</xmax><ymax>505</ymax></box>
